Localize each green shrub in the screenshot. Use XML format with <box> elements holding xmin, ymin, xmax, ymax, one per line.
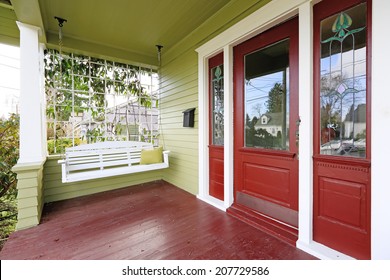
<box><xmin>0</xmin><ymin>195</ymin><xmax>17</xmax><ymax>250</ymax></box>
<box><xmin>0</xmin><ymin>114</ymin><xmax>19</xmax><ymax>198</ymax></box>
<box><xmin>0</xmin><ymin>114</ymin><xmax>19</xmax><ymax>250</ymax></box>
<box><xmin>47</xmin><ymin>138</ymin><xmax>83</xmax><ymax>154</ymax></box>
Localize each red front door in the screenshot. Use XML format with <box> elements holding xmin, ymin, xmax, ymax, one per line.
<box><xmin>313</xmin><ymin>0</ymin><xmax>371</xmax><ymax>259</ymax></box>
<box><xmin>209</xmin><ymin>53</ymin><xmax>224</xmax><ymax>200</ymax></box>
<box><xmin>230</xmin><ymin>18</ymin><xmax>299</xmax><ymax>243</ymax></box>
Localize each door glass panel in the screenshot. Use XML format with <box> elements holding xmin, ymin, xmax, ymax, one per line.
<box><xmin>320</xmin><ymin>3</ymin><xmax>367</xmax><ymax>158</ymax></box>
<box><xmin>211</xmin><ymin>64</ymin><xmax>224</xmax><ymax>145</ymax></box>
<box><xmin>245</xmin><ymin>39</ymin><xmax>290</xmax><ymax>150</ymax></box>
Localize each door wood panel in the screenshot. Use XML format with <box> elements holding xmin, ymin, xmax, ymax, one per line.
<box><xmin>242</xmin><ymin>162</ymin><xmax>291</xmax><ymax>206</ymax></box>
<box><xmin>209</xmin><ymin>147</ymin><xmax>224</xmax><ymax>200</ymax></box>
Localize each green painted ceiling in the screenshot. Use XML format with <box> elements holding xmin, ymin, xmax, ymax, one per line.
<box><xmin>32</xmin><ymin>0</ymin><xmax>231</xmax><ymax>66</ymax></box>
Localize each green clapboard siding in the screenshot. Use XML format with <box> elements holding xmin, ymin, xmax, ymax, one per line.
<box><xmin>159</xmin><ymin>48</ymin><xmax>200</xmax><ymax>195</ymax></box>
<box><xmin>43</xmin><ymin>156</ymin><xmax>163</xmax><ymax>203</ymax></box>
<box><xmin>12</xmin><ymin>161</ymin><xmax>45</xmax><ymax>230</ymax></box>
<box><xmin>159</xmin><ymin>0</ymin><xmax>271</xmax><ymax>195</ymax></box>
<box><xmin>0</xmin><ymin>6</ymin><xmax>19</xmax><ymax>46</ymax></box>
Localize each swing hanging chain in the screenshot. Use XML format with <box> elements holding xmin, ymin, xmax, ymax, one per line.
<box><xmin>156</xmin><ymin>45</ymin><xmax>163</xmax><ymax>67</ymax></box>
<box><xmin>54</xmin><ymin>17</ymin><xmax>67</xmax><ymax>51</ymax></box>
<box><xmin>156</xmin><ymin>45</ymin><xmax>164</xmax><ymax>149</ymax></box>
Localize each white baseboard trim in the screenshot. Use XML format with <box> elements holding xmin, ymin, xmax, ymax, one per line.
<box><xmin>297</xmin><ymin>240</ymin><xmax>355</xmax><ymax>260</ymax></box>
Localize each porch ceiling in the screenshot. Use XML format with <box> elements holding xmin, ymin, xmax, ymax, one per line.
<box><xmin>10</xmin><ymin>0</ymin><xmax>231</xmax><ymax>66</ymax></box>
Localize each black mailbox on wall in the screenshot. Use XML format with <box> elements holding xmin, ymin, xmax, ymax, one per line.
<box><xmin>183</xmin><ymin>108</ymin><xmax>195</xmax><ymax>127</ymax></box>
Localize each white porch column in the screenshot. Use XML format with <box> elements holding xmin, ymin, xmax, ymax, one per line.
<box><xmin>13</xmin><ymin>22</ymin><xmax>46</xmax><ymax>230</ymax></box>
<box><xmin>197</xmin><ymin>53</ymin><xmax>208</xmax><ymax>200</ymax></box>
<box><xmin>371</xmin><ymin>0</ymin><xmax>390</xmax><ymax>260</ymax></box>
<box><xmin>16</xmin><ymin>22</ymin><xmax>46</xmax><ymax>164</ymax></box>
<box><xmin>223</xmin><ymin>45</ymin><xmax>234</xmax><ymax>209</ymax></box>
<box><xmin>296</xmin><ymin>0</ymin><xmax>314</xmax><ymax>250</ymax></box>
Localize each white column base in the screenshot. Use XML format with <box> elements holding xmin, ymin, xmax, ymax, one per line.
<box><xmin>197</xmin><ymin>194</ymin><xmax>227</xmax><ymax>212</ymax></box>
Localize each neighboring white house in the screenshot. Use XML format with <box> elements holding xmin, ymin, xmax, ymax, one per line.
<box><xmin>254</xmin><ymin>113</ymin><xmax>283</xmax><ymax>137</ymax></box>
<box><xmin>0</xmin><ymin>43</ymin><xmax>19</xmax><ymax>118</ymax></box>
<box><xmin>344</xmin><ymin>104</ymin><xmax>366</xmax><ymax>139</ymax></box>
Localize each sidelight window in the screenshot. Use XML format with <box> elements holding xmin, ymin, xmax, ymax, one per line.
<box><xmin>319</xmin><ymin>3</ymin><xmax>367</xmax><ymax>158</ymax></box>
<box><xmin>211</xmin><ymin>63</ymin><xmax>224</xmax><ymax>146</ymax></box>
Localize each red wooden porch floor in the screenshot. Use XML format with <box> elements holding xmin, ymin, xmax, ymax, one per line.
<box><xmin>0</xmin><ymin>181</ymin><xmax>316</xmax><ymax>260</ymax></box>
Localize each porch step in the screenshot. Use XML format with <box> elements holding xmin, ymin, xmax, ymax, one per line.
<box><xmin>227</xmin><ymin>203</ymin><xmax>298</xmax><ymax>246</ymax></box>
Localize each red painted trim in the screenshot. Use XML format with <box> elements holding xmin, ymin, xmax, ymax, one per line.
<box><xmin>366</xmin><ymin>0</ymin><xmax>372</xmax><ymax>160</ymax></box>
<box><xmin>312</xmin><ymin>155</ymin><xmax>370</xmax><ymax>168</ymax></box>
<box><xmin>209</xmin><ymin>52</ymin><xmax>223</xmax><ymax>69</ymax></box>
<box><xmin>238</xmin><ymin>147</ymin><xmax>296</xmax><ymax>159</ymax></box>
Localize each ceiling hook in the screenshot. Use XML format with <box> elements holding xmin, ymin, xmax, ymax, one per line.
<box><xmin>54</xmin><ymin>16</ymin><xmax>67</xmax><ymax>27</ymax></box>
<box><xmin>156</xmin><ymin>45</ymin><xmax>163</xmax><ymax>67</ymax></box>
<box><xmin>156</xmin><ymin>45</ymin><xmax>163</xmax><ymax>52</ymax></box>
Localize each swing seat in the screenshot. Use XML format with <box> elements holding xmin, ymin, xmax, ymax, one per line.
<box><xmin>58</xmin><ymin>141</ymin><xmax>169</xmax><ymax>183</ymax></box>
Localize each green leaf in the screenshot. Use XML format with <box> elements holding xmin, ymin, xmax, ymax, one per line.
<box><xmin>215</xmin><ymin>66</ymin><xmax>222</xmax><ymax>79</ymax></box>
<box><xmin>331</xmin><ymin>12</ymin><xmax>353</xmax><ymax>38</ymax></box>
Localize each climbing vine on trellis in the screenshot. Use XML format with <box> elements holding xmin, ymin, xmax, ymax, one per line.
<box><xmin>44</xmin><ymin>49</ymin><xmax>159</xmax><ymax>154</ymax></box>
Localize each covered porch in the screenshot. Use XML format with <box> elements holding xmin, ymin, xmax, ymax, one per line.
<box><xmin>1</xmin><ymin>0</ymin><xmax>390</xmax><ymax>261</ymax></box>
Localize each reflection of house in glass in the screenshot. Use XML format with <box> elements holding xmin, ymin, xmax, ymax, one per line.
<box><xmin>255</xmin><ymin>113</ymin><xmax>283</xmax><ymax>137</ymax></box>
<box><xmin>321</xmin><ymin>103</ymin><xmax>366</xmax><ymax>157</ymax></box>
<box><xmin>251</xmin><ymin>112</ymin><xmax>289</xmax><ymax>150</ymax></box>
<box><xmin>343</xmin><ymin>103</ymin><xmax>366</xmax><ymax>139</ymax></box>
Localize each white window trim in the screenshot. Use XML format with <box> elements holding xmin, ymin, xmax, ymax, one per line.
<box><xmin>371</xmin><ymin>0</ymin><xmax>390</xmax><ymax>260</ymax></box>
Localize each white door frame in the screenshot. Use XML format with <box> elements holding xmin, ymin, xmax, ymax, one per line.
<box><xmin>196</xmin><ymin>0</ymin><xmax>305</xmax><ymax>211</ymax></box>
<box><xmin>196</xmin><ymin>0</ymin><xmax>390</xmax><ymax>260</ymax></box>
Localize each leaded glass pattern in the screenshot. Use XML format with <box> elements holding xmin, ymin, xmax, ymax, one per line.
<box><xmin>211</xmin><ymin>64</ymin><xmax>224</xmax><ymax>145</ymax></box>
<box><xmin>320</xmin><ymin>3</ymin><xmax>367</xmax><ymax>158</ymax></box>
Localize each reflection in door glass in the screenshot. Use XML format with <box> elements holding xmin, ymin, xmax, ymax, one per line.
<box><xmin>244</xmin><ymin>39</ymin><xmax>290</xmax><ymax>150</ymax></box>
<box><xmin>320</xmin><ymin>3</ymin><xmax>367</xmax><ymax>158</ymax></box>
